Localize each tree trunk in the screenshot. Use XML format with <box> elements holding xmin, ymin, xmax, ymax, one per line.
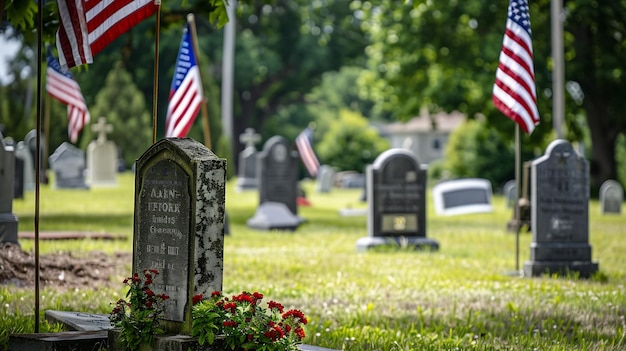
<box><xmin>585</xmin><ymin>100</ymin><xmax>618</xmax><ymax>191</ymax></box>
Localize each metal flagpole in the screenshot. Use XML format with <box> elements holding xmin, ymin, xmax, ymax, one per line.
<box><xmin>187</xmin><ymin>13</ymin><xmax>212</xmax><ymax>149</ymax></box>
<box><xmin>34</xmin><ymin>0</ymin><xmax>43</xmax><ymax>332</ymax></box>
<box><xmin>514</xmin><ymin>124</ymin><xmax>521</xmax><ymax>273</ymax></box>
<box><xmin>551</xmin><ymin>0</ymin><xmax>565</xmax><ymax>139</ymax></box>
<box><xmin>152</xmin><ymin>0</ymin><xmax>162</xmax><ymax>144</ymax></box>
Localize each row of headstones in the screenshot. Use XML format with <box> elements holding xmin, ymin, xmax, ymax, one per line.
<box><xmin>1</xmin><ymin>118</ymin><xmax>121</xmax><ymax>198</ymax></box>
<box><xmin>131</xmin><ymin>137</ymin><xmax>610</xmax><ymax>336</ymax></box>
<box><xmin>5</xmin><ymin>137</ymin><xmax>615</xmax><ymax>341</ymax></box>
<box><xmin>245</xmin><ymin>136</ymin><xmax>609</xmax><ymax>279</ymax></box>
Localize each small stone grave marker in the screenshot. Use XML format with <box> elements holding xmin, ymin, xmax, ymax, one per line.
<box><xmin>315</xmin><ymin>165</ymin><xmax>335</xmax><ymax>193</ymax></box>
<box><xmin>599</xmin><ymin>179</ymin><xmax>623</xmax><ymax>214</ymax></box>
<box><xmin>432</xmin><ymin>178</ymin><xmax>493</xmax><ymax>216</ymax></box>
<box><xmin>523</xmin><ymin>139</ymin><xmax>598</xmax><ymax>278</ymax></box>
<box><xmin>356</xmin><ymin>148</ymin><xmax>438</xmax><ymax>251</ymax></box>
<box><xmin>49</xmin><ymin>142</ymin><xmax>89</xmax><ymax>189</ymax></box>
<box><xmin>45</xmin><ymin>310</ymin><xmax>113</xmax><ymax>331</ymax></box>
<box><xmin>133</xmin><ymin>138</ymin><xmax>226</xmax><ymax>333</ymax></box>
<box><xmin>236</xmin><ymin>128</ymin><xmax>261</xmax><ymax>191</ymax></box>
<box><xmin>87</xmin><ymin>116</ymin><xmax>117</xmax><ymax>186</ymax></box>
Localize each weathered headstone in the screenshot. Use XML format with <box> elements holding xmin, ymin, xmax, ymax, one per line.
<box><xmin>523</xmin><ymin>139</ymin><xmax>599</xmax><ymax>278</ymax></box>
<box><xmin>247</xmin><ymin>136</ymin><xmax>304</xmax><ymax>230</ymax></box>
<box><xmin>15</xmin><ymin>141</ymin><xmax>35</xmax><ymax>191</ymax></box>
<box><xmin>87</xmin><ymin>116</ymin><xmax>117</xmax><ymax>186</ymax></box>
<box><xmin>432</xmin><ymin>178</ymin><xmax>493</xmax><ymax>216</ymax></box>
<box><xmin>0</xmin><ymin>131</ymin><xmax>19</xmax><ymax>244</ymax></box>
<box><xmin>599</xmin><ymin>179</ymin><xmax>623</xmax><ymax>214</ymax></box>
<box><xmin>49</xmin><ymin>142</ymin><xmax>89</xmax><ymax>189</ymax></box>
<box><xmin>236</xmin><ymin>128</ymin><xmax>261</xmax><ymax>191</ymax></box>
<box><xmin>356</xmin><ymin>149</ymin><xmax>438</xmax><ymax>251</ymax></box>
<box><xmin>315</xmin><ymin>165</ymin><xmax>335</xmax><ymax>193</ymax></box>
<box><xmin>133</xmin><ymin>138</ymin><xmax>225</xmax><ymax>333</ymax></box>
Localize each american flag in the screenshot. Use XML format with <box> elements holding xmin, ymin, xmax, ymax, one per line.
<box><xmin>165</xmin><ymin>23</ymin><xmax>203</xmax><ymax>138</ymax></box>
<box><xmin>56</xmin><ymin>0</ymin><xmax>158</xmax><ymax>69</ymax></box>
<box><xmin>46</xmin><ymin>48</ymin><xmax>91</xmax><ymax>143</ymax></box>
<box><xmin>492</xmin><ymin>0</ymin><xmax>540</xmax><ymax>134</ymax></box>
<box><xmin>296</xmin><ymin>127</ymin><xmax>320</xmax><ymax>178</ymax></box>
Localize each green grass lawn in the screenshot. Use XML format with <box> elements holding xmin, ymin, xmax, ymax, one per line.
<box><xmin>4</xmin><ymin>172</ymin><xmax>626</xmax><ymax>350</ymax></box>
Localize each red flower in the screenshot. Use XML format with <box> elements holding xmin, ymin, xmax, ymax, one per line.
<box><xmin>268</xmin><ymin>301</ymin><xmax>284</xmax><ymax>313</ymax></box>
<box><xmin>223</xmin><ymin>320</ymin><xmax>238</xmax><ymax>327</ymax></box>
<box><xmin>192</xmin><ymin>294</ymin><xmax>203</xmax><ymax>305</ymax></box>
<box><xmin>252</xmin><ymin>292</ymin><xmax>263</xmax><ymax>300</ymax></box>
<box><xmin>283</xmin><ymin>309</ymin><xmax>308</xmax><ymax>325</ymax></box>
<box><xmin>145</xmin><ymin>300</ymin><xmax>153</xmax><ymax>308</ymax></box>
<box><xmin>211</xmin><ymin>291</ymin><xmax>222</xmax><ymax>297</ymax></box>
<box><xmin>223</xmin><ymin>302</ymin><xmax>237</xmax><ymax>313</ymax></box>
<box><xmin>294</xmin><ymin>326</ymin><xmax>306</xmax><ymax>340</ymax></box>
<box><xmin>145</xmin><ymin>289</ymin><xmax>154</xmax><ymax>297</ymax></box>
<box><xmin>160</xmin><ymin>294</ymin><xmax>170</xmax><ymax>300</ymax></box>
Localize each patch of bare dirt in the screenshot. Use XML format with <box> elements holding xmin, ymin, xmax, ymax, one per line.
<box><xmin>0</xmin><ymin>243</ymin><xmax>131</xmax><ymax>290</ymax></box>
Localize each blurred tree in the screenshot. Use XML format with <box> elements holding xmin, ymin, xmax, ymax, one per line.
<box><xmin>317</xmin><ymin>109</ymin><xmax>389</xmax><ymax>173</ymax></box>
<box><xmin>354</xmin><ymin>0</ymin><xmax>626</xmax><ymax>189</ymax></box>
<box><xmin>85</xmin><ymin>62</ymin><xmax>152</xmax><ymax>169</ymax></box>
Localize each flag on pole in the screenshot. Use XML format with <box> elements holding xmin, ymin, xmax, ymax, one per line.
<box><xmin>165</xmin><ymin>23</ymin><xmax>204</xmax><ymax>138</ymax></box>
<box><xmin>56</xmin><ymin>0</ymin><xmax>158</xmax><ymax>69</ymax></box>
<box><xmin>492</xmin><ymin>0</ymin><xmax>540</xmax><ymax>134</ymax></box>
<box><xmin>46</xmin><ymin>48</ymin><xmax>91</xmax><ymax>143</ymax></box>
<box><xmin>296</xmin><ymin>127</ymin><xmax>320</xmax><ymax>178</ymax></box>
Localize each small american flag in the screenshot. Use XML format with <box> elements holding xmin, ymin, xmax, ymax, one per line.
<box><xmin>492</xmin><ymin>0</ymin><xmax>540</xmax><ymax>134</ymax></box>
<box><xmin>296</xmin><ymin>127</ymin><xmax>320</xmax><ymax>178</ymax></box>
<box><xmin>56</xmin><ymin>0</ymin><xmax>158</xmax><ymax>69</ymax></box>
<box><xmin>46</xmin><ymin>48</ymin><xmax>91</xmax><ymax>143</ymax></box>
<box><xmin>165</xmin><ymin>23</ymin><xmax>203</xmax><ymax>138</ymax></box>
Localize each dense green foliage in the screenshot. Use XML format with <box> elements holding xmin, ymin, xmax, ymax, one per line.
<box><xmin>354</xmin><ymin>0</ymin><xmax>626</xmax><ymax>188</ymax></box>
<box><xmin>316</xmin><ymin>109</ymin><xmax>389</xmax><ymax>172</ymax></box>
<box><xmin>442</xmin><ymin>118</ymin><xmax>537</xmax><ymax>188</ymax></box>
<box><xmin>84</xmin><ymin>63</ymin><xmax>152</xmax><ymax>169</ymax></box>
<box><xmin>4</xmin><ymin>173</ymin><xmax>626</xmax><ymax>350</ymax></box>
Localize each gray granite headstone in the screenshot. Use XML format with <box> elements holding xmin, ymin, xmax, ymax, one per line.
<box><xmin>236</xmin><ymin>128</ymin><xmax>261</xmax><ymax>191</ymax></box>
<box><xmin>247</xmin><ymin>136</ymin><xmax>303</xmax><ymax>230</ymax></box>
<box><xmin>15</xmin><ymin>141</ymin><xmax>35</xmax><ymax>191</ymax></box>
<box><xmin>87</xmin><ymin>117</ymin><xmax>117</xmax><ymax>186</ymax></box>
<box><xmin>315</xmin><ymin>165</ymin><xmax>335</xmax><ymax>193</ymax></box>
<box><xmin>257</xmin><ymin>136</ymin><xmax>299</xmax><ymax>213</ymax></box>
<box><xmin>356</xmin><ymin>148</ymin><xmax>438</xmax><ymax>251</ymax></box>
<box><xmin>49</xmin><ymin>142</ymin><xmax>89</xmax><ymax>189</ymax></box>
<box><xmin>523</xmin><ymin>139</ymin><xmax>599</xmax><ymax>278</ymax></box>
<box><xmin>133</xmin><ymin>138</ymin><xmax>225</xmax><ymax>334</ymax></box>
<box><xmin>0</xmin><ymin>131</ymin><xmax>18</xmax><ymax>244</ymax></box>
<box><xmin>599</xmin><ymin>179</ymin><xmax>623</xmax><ymax>214</ymax></box>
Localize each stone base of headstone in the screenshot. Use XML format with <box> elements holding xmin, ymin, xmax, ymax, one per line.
<box><xmin>523</xmin><ymin>260</ymin><xmax>599</xmax><ymax>278</ymax></box>
<box><xmin>108</xmin><ymin>329</ymin><xmax>338</xmax><ymax>351</ymax></box>
<box><xmin>0</xmin><ymin>213</ymin><xmax>19</xmax><ymax>244</ymax></box>
<box><xmin>356</xmin><ymin>236</ymin><xmax>439</xmax><ymax>252</ymax></box>
<box><xmin>235</xmin><ymin>177</ymin><xmax>257</xmax><ymax>191</ymax></box>
<box><xmin>247</xmin><ymin>202</ymin><xmax>305</xmax><ymax>231</ymax></box>
<box><xmin>8</xmin><ymin>331</ymin><xmax>109</xmax><ymax>351</ymax></box>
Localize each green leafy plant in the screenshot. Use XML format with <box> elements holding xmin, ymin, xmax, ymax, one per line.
<box><xmin>192</xmin><ymin>291</ymin><xmax>308</xmax><ymax>351</ymax></box>
<box><xmin>110</xmin><ymin>270</ymin><xmax>170</xmax><ymax>351</ymax></box>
